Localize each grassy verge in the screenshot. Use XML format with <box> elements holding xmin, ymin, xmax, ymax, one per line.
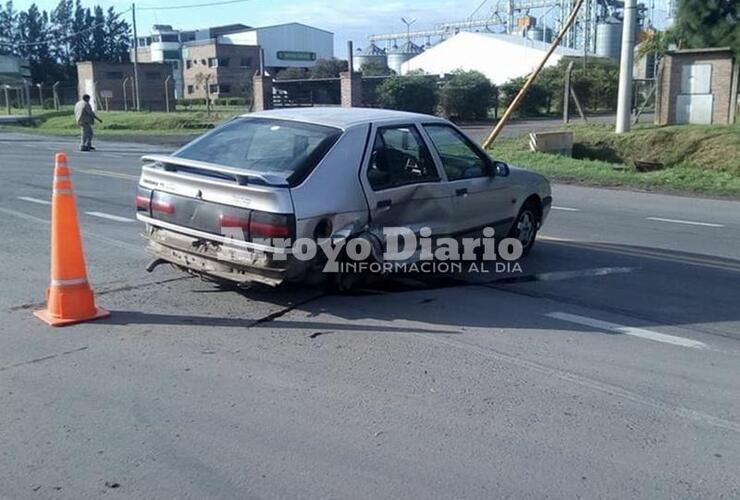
<box><xmin>489</xmin><ymin>123</ymin><xmax>740</xmax><ymax>198</ymax></box>
<box><xmin>2</xmin><ymin>109</ymin><xmax>240</xmax><ymax>137</ymax></box>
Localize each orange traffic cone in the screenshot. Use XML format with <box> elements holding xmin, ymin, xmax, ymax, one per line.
<box><xmin>34</xmin><ymin>152</ymin><xmax>110</xmax><ymax>326</ymax></box>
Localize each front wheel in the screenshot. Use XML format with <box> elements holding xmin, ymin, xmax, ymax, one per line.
<box><xmin>508</xmin><ymin>201</ymin><xmax>540</xmax><ymax>256</ymax></box>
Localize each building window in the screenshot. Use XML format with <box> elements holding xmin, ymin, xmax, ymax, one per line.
<box><xmin>186</xmin><ymin>60</ymin><xmax>192</xmax><ymax>69</ymax></box>
<box><xmin>208</xmin><ymin>57</ymin><xmax>218</xmax><ymax>68</ymax></box>
<box><xmin>106</xmin><ymin>71</ymin><xmax>124</xmax><ymax>80</ymax></box>
<box><xmin>145</xmin><ymin>72</ymin><xmax>160</xmax><ymax>81</ymax></box>
<box><xmin>161</xmin><ymin>34</ymin><xmax>179</xmax><ymax>42</ymax></box>
<box><xmin>187</xmin><ymin>85</ymin><xmax>194</xmax><ymax>94</ymax></box>
<box><xmin>209</xmin><ymin>83</ymin><xmax>219</xmax><ymax>94</ymax></box>
<box><xmin>240</xmin><ymin>57</ymin><xmax>252</xmax><ymax>68</ymax></box>
<box><xmin>163</xmin><ymin>49</ymin><xmax>181</xmax><ymax>60</ymax></box>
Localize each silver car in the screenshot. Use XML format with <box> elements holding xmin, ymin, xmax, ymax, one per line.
<box><xmin>136</xmin><ymin>108</ymin><xmax>551</xmax><ymax>286</ymax></box>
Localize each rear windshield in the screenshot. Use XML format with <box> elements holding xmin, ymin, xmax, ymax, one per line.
<box><xmin>174</xmin><ymin>117</ymin><xmax>342</xmax><ymax>184</ymax></box>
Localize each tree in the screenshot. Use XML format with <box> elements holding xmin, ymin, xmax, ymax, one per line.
<box><xmin>498</xmin><ymin>77</ymin><xmax>549</xmax><ymax>116</ymax></box>
<box><xmin>103</xmin><ymin>6</ymin><xmax>130</xmax><ymax>62</ymax></box>
<box><xmin>376</xmin><ymin>74</ymin><xmax>438</xmax><ymax>114</ymax></box>
<box><xmin>16</xmin><ymin>4</ymin><xmax>57</xmax><ymax>83</ymax></box>
<box><xmin>673</xmin><ymin>0</ymin><xmax>739</xmax><ymax>56</ymax></box>
<box><xmin>309</xmin><ymin>58</ymin><xmax>347</xmax><ymax>79</ymax></box>
<box><xmin>275</xmin><ymin>67</ymin><xmax>308</xmax><ymax>80</ymax></box>
<box><xmin>360</xmin><ymin>61</ymin><xmax>393</xmax><ymax>76</ymax></box>
<box><xmin>439</xmin><ymin>69</ymin><xmax>496</xmax><ymax>120</ymax></box>
<box><xmin>0</xmin><ymin>1</ymin><xmax>19</xmax><ymax>56</ymax></box>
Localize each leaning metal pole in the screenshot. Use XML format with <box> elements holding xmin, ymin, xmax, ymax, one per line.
<box><xmin>481</xmin><ymin>0</ymin><xmax>585</xmax><ymax>149</ymax></box>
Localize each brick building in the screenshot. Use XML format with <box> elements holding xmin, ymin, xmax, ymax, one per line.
<box><xmin>76</xmin><ymin>61</ymin><xmax>175</xmax><ymax>111</ymax></box>
<box><xmin>656</xmin><ymin>47</ymin><xmax>738</xmax><ymax>125</ymax></box>
<box><xmin>181</xmin><ymin>40</ymin><xmax>260</xmax><ymax>100</ymax></box>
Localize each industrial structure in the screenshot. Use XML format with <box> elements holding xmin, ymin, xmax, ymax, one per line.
<box><xmin>401</xmin><ymin>32</ymin><xmax>581</xmax><ymax>84</ymax></box>
<box><xmin>366</xmin><ymin>0</ymin><xmax>657</xmax><ymax>66</ymax></box>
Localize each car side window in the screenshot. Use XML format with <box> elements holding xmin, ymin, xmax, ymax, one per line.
<box><xmin>367</xmin><ymin>125</ymin><xmax>440</xmax><ymax>190</ymax></box>
<box><xmin>423</xmin><ymin>124</ymin><xmax>490</xmax><ymax>181</ymax></box>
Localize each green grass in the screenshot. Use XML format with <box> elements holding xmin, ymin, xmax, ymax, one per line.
<box><xmin>489</xmin><ymin>123</ymin><xmax>740</xmax><ymax>197</ymax></box>
<box><xmin>3</xmin><ymin>108</ymin><xmax>241</xmax><ymax>137</ymax></box>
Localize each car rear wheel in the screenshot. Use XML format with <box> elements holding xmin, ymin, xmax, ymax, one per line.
<box><xmin>509</xmin><ymin>200</ymin><xmax>539</xmax><ymax>256</ymax></box>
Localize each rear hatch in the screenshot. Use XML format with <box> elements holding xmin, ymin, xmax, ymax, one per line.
<box><xmin>136</xmin><ymin>117</ymin><xmax>342</xmax><ymax>244</ymax></box>
<box><xmin>137</xmin><ymin>155</ymin><xmax>295</xmax><ymax>243</ymax></box>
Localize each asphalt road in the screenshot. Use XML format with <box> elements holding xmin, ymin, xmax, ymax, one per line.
<box><xmin>1</xmin><ymin>130</ymin><xmax>739</xmax><ymax>499</ymax></box>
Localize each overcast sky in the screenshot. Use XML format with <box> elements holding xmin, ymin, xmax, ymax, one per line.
<box><xmin>24</xmin><ymin>0</ymin><xmax>673</xmax><ymax>57</ymax></box>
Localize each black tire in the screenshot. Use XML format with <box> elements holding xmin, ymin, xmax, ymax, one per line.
<box><xmin>508</xmin><ymin>199</ymin><xmax>540</xmax><ymax>256</ymax></box>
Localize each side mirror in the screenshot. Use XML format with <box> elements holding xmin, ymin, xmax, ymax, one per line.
<box><xmin>493</xmin><ymin>161</ymin><xmax>510</xmax><ymax>177</ymax></box>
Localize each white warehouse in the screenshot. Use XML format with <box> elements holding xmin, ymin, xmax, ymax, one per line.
<box><xmin>401</xmin><ymin>31</ymin><xmax>582</xmax><ymax>85</ymax></box>
<box><xmin>220</xmin><ymin>22</ymin><xmax>334</xmax><ymax>69</ymax></box>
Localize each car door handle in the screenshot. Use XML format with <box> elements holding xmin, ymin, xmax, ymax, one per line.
<box><xmin>456</xmin><ymin>188</ymin><xmax>468</xmax><ymax>197</ymax></box>
<box><xmin>377</xmin><ymin>199</ymin><xmax>392</xmax><ymax>209</ymax></box>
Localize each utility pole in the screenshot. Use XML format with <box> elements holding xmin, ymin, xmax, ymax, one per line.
<box><xmin>615</xmin><ymin>0</ymin><xmax>637</xmax><ymax>133</ymax></box>
<box><xmin>3</xmin><ymin>85</ymin><xmax>10</xmax><ymax>115</ymax></box>
<box><xmin>132</xmin><ymin>2</ymin><xmax>141</xmax><ymax>111</ymax></box>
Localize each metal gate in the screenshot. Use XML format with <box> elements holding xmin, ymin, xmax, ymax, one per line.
<box><xmin>676</xmin><ymin>63</ymin><xmax>713</xmax><ymax>124</ymax></box>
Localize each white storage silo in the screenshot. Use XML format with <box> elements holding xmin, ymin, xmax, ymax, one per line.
<box><xmin>353</xmin><ymin>43</ymin><xmax>388</xmax><ymax>72</ymax></box>
<box><xmin>388</xmin><ymin>41</ymin><xmax>424</xmax><ymax>75</ymax></box>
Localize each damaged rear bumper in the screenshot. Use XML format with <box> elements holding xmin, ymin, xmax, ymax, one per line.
<box><xmin>141</xmin><ymin>220</ymin><xmax>306</xmax><ymax>287</ymax></box>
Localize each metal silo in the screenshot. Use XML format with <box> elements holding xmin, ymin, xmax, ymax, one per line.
<box><xmin>387</xmin><ymin>41</ymin><xmax>424</xmax><ymax>75</ymax></box>
<box><xmin>353</xmin><ymin>43</ymin><xmax>387</xmax><ymax>72</ymax></box>
<box><xmin>595</xmin><ymin>22</ymin><xmax>623</xmax><ymax>60</ymax></box>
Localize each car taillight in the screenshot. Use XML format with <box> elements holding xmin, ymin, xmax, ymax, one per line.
<box><xmin>136</xmin><ymin>187</ymin><xmax>152</xmax><ymax>214</ymax></box>
<box><xmin>220</xmin><ymin>214</ymin><xmax>250</xmax><ymax>230</ymax></box>
<box><xmin>151</xmin><ymin>200</ymin><xmax>174</xmax><ymax>214</ymax></box>
<box><xmin>249</xmin><ymin>211</ymin><xmax>292</xmax><ymax>239</ymax></box>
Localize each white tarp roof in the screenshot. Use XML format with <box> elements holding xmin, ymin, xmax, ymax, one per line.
<box><xmin>401</xmin><ymin>31</ymin><xmax>582</xmax><ymax>85</ymax></box>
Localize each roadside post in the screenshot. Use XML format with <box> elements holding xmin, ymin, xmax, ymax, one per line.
<box><xmin>24</xmin><ymin>80</ymin><xmax>31</xmax><ymax>117</ymax></box>
<box><xmin>3</xmin><ymin>85</ymin><xmax>9</xmax><ymax>115</ymax></box>
<box><xmin>164</xmin><ymin>75</ymin><xmax>171</xmax><ymax>113</ymax></box>
<box><xmin>563</xmin><ymin>61</ymin><xmax>573</xmax><ymax>123</ymax></box>
<box><xmin>122</xmin><ymin>77</ymin><xmax>130</xmax><ymax>111</ymax></box>
<box><xmin>36</xmin><ymin>83</ymin><xmax>43</xmax><ymax>107</ymax></box>
<box><xmin>52</xmin><ymin>81</ymin><xmax>60</xmax><ymax>110</ymax></box>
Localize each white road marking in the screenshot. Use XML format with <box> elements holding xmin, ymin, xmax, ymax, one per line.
<box><xmin>78</xmin><ymin>169</ymin><xmax>138</xmax><ymax>181</ymax></box>
<box><xmin>546</xmin><ymin>311</ymin><xmax>706</xmax><ymax>349</ymax></box>
<box><xmin>0</xmin><ymin>206</ymin><xmax>143</xmax><ymax>252</ymax></box>
<box><xmin>646</xmin><ymin>217</ymin><xmax>724</xmax><ymax>228</ymax></box>
<box><xmin>18</xmin><ymin>196</ymin><xmax>51</xmax><ymax>205</ymax></box>
<box><xmin>85</xmin><ymin>211</ymin><xmax>134</xmax><ymax>222</ymax></box>
<box><xmin>552</xmin><ymin>206</ymin><xmax>581</xmax><ymax>212</ymax></box>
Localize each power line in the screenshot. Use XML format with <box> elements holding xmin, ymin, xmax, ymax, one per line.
<box><xmin>137</xmin><ymin>0</ymin><xmax>253</xmax><ymax>11</ymax></box>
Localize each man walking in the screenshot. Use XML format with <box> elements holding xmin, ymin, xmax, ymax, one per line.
<box><xmin>74</xmin><ymin>94</ymin><xmax>102</xmax><ymax>151</ymax></box>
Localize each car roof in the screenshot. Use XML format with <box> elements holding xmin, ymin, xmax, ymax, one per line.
<box><xmin>242</xmin><ymin>107</ymin><xmax>448</xmax><ymax>129</ymax></box>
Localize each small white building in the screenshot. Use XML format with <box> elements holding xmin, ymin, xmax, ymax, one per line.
<box><xmin>219</xmin><ymin>23</ymin><xmax>334</xmax><ymax>70</ymax></box>
<box><xmin>401</xmin><ymin>31</ymin><xmax>582</xmax><ymax>85</ymax></box>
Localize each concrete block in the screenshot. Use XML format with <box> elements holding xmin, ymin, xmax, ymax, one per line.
<box><xmin>529</xmin><ymin>131</ymin><xmax>574</xmax><ymax>156</ymax></box>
